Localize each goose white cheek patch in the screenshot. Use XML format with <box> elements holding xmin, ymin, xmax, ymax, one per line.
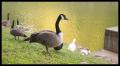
<box><xmin>61</xmin><ymin>15</ymin><xmax>64</xmax><ymax>20</ymax></box>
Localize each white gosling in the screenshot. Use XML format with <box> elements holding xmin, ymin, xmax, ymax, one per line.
<box><xmin>68</xmin><ymin>38</ymin><xmax>77</xmax><ymax>52</ymax></box>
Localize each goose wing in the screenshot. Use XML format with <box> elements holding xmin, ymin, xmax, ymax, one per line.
<box><xmin>10</xmin><ymin>28</ymin><xmax>25</xmax><ymax>37</ymax></box>
<box><xmin>37</xmin><ymin>30</ymin><xmax>60</xmax><ymax>47</ymax></box>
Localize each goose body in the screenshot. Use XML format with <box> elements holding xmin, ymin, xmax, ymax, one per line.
<box><xmin>68</xmin><ymin>38</ymin><xmax>77</xmax><ymax>52</ymax></box>
<box><xmin>15</xmin><ymin>25</ymin><xmax>30</xmax><ymax>32</ymax></box>
<box><xmin>29</xmin><ymin>30</ymin><xmax>62</xmax><ymax>47</ymax></box>
<box><xmin>15</xmin><ymin>19</ymin><xmax>29</xmax><ymax>32</ymax></box>
<box><xmin>2</xmin><ymin>13</ymin><xmax>10</xmax><ymax>27</ymax></box>
<box><xmin>10</xmin><ymin>20</ymin><xmax>27</xmax><ymax>40</ymax></box>
<box><xmin>25</xmin><ymin>14</ymin><xmax>68</xmax><ymax>53</ymax></box>
<box><xmin>2</xmin><ymin>20</ymin><xmax>10</xmax><ymax>26</ymax></box>
<box><xmin>10</xmin><ymin>28</ymin><xmax>27</xmax><ymax>38</ymax></box>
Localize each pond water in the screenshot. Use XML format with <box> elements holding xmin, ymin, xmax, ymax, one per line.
<box><xmin>2</xmin><ymin>2</ymin><xmax>118</xmax><ymax>52</ymax></box>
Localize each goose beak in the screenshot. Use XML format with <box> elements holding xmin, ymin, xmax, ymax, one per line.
<box><xmin>65</xmin><ymin>18</ymin><xmax>68</xmax><ymax>20</ymax></box>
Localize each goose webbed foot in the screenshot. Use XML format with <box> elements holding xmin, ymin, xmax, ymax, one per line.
<box><xmin>42</xmin><ymin>51</ymin><xmax>47</xmax><ymax>54</ymax></box>
<box><xmin>41</xmin><ymin>50</ymin><xmax>51</xmax><ymax>56</ymax></box>
<box><xmin>45</xmin><ymin>45</ymin><xmax>50</xmax><ymax>54</ymax></box>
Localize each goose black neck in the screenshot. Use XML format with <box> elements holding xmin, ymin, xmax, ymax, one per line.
<box><xmin>11</xmin><ymin>20</ymin><xmax>14</xmax><ymax>29</ymax></box>
<box><xmin>17</xmin><ymin>19</ymin><xmax>19</xmax><ymax>25</ymax></box>
<box><xmin>55</xmin><ymin>15</ymin><xmax>62</xmax><ymax>34</ymax></box>
<box><xmin>7</xmin><ymin>13</ymin><xmax>9</xmax><ymax>20</ymax></box>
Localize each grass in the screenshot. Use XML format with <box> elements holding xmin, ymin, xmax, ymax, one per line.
<box><xmin>2</xmin><ymin>26</ymin><xmax>110</xmax><ymax>64</ymax></box>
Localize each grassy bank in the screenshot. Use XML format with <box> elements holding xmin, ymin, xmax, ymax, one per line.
<box><xmin>2</xmin><ymin>27</ymin><xmax>110</xmax><ymax>64</ymax></box>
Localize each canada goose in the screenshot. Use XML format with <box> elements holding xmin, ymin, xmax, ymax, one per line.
<box><xmin>2</xmin><ymin>13</ymin><xmax>10</xmax><ymax>27</ymax></box>
<box><xmin>24</xmin><ymin>14</ymin><xmax>68</xmax><ymax>53</ymax></box>
<box><xmin>68</xmin><ymin>38</ymin><xmax>77</xmax><ymax>52</ymax></box>
<box><xmin>10</xmin><ymin>20</ymin><xmax>27</xmax><ymax>40</ymax></box>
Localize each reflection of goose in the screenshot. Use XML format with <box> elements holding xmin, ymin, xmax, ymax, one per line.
<box><xmin>10</xmin><ymin>20</ymin><xmax>27</xmax><ymax>40</ymax></box>
<box><xmin>24</xmin><ymin>14</ymin><xmax>68</xmax><ymax>53</ymax></box>
<box><xmin>2</xmin><ymin>13</ymin><xmax>10</xmax><ymax>27</ymax></box>
<box><xmin>68</xmin><ymin>38</ymin><xmax>77</xmax><ymax>52</ymax></box>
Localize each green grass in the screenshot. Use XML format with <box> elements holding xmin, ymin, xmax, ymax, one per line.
<box><xmin>2</xmin><ymin>26</ymin><xmax>110</xmax><ymax>64</ymax></box>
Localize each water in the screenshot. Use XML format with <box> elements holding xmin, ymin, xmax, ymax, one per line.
<box><xmin>2</xmin><ymin>2</ymin><xmax>118</xmax><ymax>52</ymax></box>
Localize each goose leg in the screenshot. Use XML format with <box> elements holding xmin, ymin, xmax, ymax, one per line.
<box><xmin>45</xmin><ymin>45</ymin><xmax>51</xmax><ymax>56</ymax></box>
<box><xmin>18</xmin><ymin>36</ymin><xmax>19</xmax><ymax>40</ymax></box>
<box><xmin>15</xmin><ymin>36</ymin><xmax>16</xmax><ymax>40</ymax></box>
<box><xmin>45</xmin><ymin>45</ymin><xmax>49</xmax><ymax>53</ymax></box>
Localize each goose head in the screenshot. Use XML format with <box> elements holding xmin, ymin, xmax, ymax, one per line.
<box><xmin>60</xmin><ymin>14</ymin><xmax>68</xmax><ymax>20</ymax></box>
<box><xmin>54</xmin><ymin>43</ymin><xmax>63</xmax><ymax>50</ymax></box>
<box><xmin>72</xmin><ymin>38</ymin><xmax>76</xmax><ymax>44</ymax></box>
<box><xmin>29</xmin><ymin>32</ymin><xmax>39</xmax><ymax>43</ymax></box>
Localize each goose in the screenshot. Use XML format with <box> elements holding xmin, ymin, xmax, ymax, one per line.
<box><xmin>24</xmin><ymin>14</ymin><xmax>68</xmax><ymax>53</ymax></box>
<box><xmin>68</xmin><ymin>38</ymin><xmax>77</xmax><ymax>52</ymax></box>
<box><xmin>10</xmin><ymin>20</ymin><xmax>27</xmax><ymax>40</ymax></box>
<box><xmin>2</xmin><ymin>13</ymin><xmax>10</xmax><ymax>27</ymax></box>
